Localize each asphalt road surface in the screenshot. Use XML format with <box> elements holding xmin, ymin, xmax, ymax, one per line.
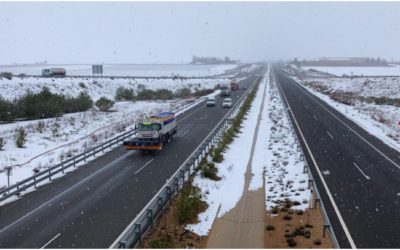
<box><xmin>274</xmin><ymin>66</ymin><xmax>400</xmax><ymax>248</ymax></box>
<box><xmin>0</xmin><ymin>68</ymin><xmax>263</xmax><ymax>248</ymax></box>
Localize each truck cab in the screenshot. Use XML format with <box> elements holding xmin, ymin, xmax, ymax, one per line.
<box><xmin>123</xmin><ymin>112</ymin><xmax>177</xmax><ymax>152</ymax></box>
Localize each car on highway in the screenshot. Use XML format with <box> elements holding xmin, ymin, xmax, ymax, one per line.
<box><xmin>222</xmin><ymin>97</ymin><xmax>233</xmax><ymax>108</ymax></box>
<box><xmin>206</xmin><ymin>97</ymin><xmax>216</xmax><ymax>106</ymax></box>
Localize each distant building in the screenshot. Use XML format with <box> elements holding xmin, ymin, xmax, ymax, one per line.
<box><xmin>296</xmin><ymin>57</ymin><xmax>388</xmax><ymax>67</ymax></box>
<box><xmin>191</xmin><ymin>56</ymin><xmax>237</xmax><ymax>64</ymax></box>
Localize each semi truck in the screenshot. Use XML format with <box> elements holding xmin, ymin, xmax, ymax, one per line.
<box><xmin>123</xmin><ymin>112</ymin><xmax>177</xmax><ymax>152</ymax></box>
<box><xmin>230</xmin><ymin>79</ymin><xmax>239</xmax><ymax>91</ymax></box>
<box><xmin>42</xmin><ymin>68</ymin><xmax>67</xmax><ymax>77</ymax></box>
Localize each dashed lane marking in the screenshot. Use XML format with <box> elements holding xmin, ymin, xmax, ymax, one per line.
<box><xmin>134</xmin><ymin>159</ymin><xmax>154</xmax><ymax>175</ymax></box>
<box><xmin>353</xmin><ymin>162</ymin><xmax>371</xmax><ymax>180</ymax></box>
<box><xmin>41</xmin><ymin>233</ymin><xmax>61</xmax><ymax>249</ymax></box>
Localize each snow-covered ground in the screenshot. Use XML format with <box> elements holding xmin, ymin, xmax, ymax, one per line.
<box><xmin>0</xmin><ymin>100</ymin><xmax>182</xmax><ymax>190</ymax></box>
<box><xmin>0</xmin><ymin>76</ymin><xmax>227</xmax><ymax>101</ymax></box>
<box><xmin>186</xmin><ymin>66</ymin><xmax>311</xmax><ymax>236</ymax></box>
<box><xmin>0</xmin><ymin>64</ymin><xmax>262</xmax><ymax>102</ymax></box>
<box><xmin>0</xmin><ymin>64</ymin><xmax>238</xmax><ymax>77</ymax></box>
<box><xmin>250</xmin><ymin>73</ymin><xmax>311</xmax><ymax>210</ymax></box>
<box><xmin>290</xmin><ymin>68</ymin><xmax>400</xmax><ymax>152</ymax></box>
<box><xmin>302</xmin><ymin>65</ymin><xmax>400</xmax><ymax>77</ymax></box>
<box><xmin>299</xmin><ymin>77</ymin><xmax>400</xmax><ymax>99</ymax></box>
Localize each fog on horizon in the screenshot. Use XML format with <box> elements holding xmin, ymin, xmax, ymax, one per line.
<box><xmin>1</xmin><ymin>1</ymin><xmax>399</xmax><ymax>64</ymax></box>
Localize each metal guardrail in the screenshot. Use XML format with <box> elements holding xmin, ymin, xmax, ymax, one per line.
<box><xmin>110</xmin><ymin>75</ymin><xmax>261</xmax><ymax>249</ymax></box>
<box><xmin>272</xmin><ymin>69</ymin><xmax>340</xmax><ymax>248</ymax></box>
<box><xmin>0</xmin><ymin>96</ymin><xmax>208</xmax><ymax>203</ymax></box>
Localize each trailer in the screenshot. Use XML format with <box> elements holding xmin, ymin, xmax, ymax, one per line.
<box><xmin>42</xmin><ymin>68</ymin><xmax>67</xmax><ymax>77</ymax></box>
<box><xmin>230</xmin><ymin>79</ymin><xmax>239</xmax><ymax>91</ymax></box>
<box><xmin>123</xmin><ymin>112</ymin><xmax>177</xmax><ymax>153</ymax></box>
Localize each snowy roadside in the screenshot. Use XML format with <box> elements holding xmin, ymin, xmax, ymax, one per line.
<box><xmin>292</xmin><ymin>76</ymin><xmax>400</xmax><ymax>152</ymax></box>
<box><xmin>186</xmin><ymin>67</ymin><xmax>312</xmax><ymax>236</ymax></box>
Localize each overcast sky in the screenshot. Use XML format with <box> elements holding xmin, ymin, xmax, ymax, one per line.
<box><xmin>1</xmin><ymin>1</ymin><xmax>399</xmax><ymax>64</ymax></box>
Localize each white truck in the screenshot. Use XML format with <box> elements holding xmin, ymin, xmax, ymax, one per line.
<box><xmin>219</xmin><ymin>83</ymin><xmax>231</xmax><ymax>97</ymax></box>
<box><xmin>123</xmin><ymin>112</ymin><xmax>177</xmax><ymax>153</ymax></box>
<box><xmin>42</xmin><ymin>68</ymin><xmax>67</xmax><ymax>77</ymax></box>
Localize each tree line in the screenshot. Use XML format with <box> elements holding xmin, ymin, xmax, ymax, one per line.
<box><xmin>0</xmin><ymin>87</ymin><xmax>93</xmax><ymax>121</ymax></box>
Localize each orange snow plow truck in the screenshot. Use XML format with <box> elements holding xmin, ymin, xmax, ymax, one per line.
<box><xmin>123</xmin><ymin>112</ymin><xmax>177</xmax><ymax>152</ymax></box>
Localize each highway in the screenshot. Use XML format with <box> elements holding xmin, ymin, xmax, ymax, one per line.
<box><xmin>0</xmin><ymin>68</ymin><xmax>263</xmax><ymax>248</ymax></box>
<box><xmin>274</xmin><ymin>66</ymin><xmax>400</xmax><ymax>248</ymax></box>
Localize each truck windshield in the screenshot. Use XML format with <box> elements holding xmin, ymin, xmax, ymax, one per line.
<box><xmin>138</xmin><ymin>123</ymin><xmax>161</xmax><ymax>131</ymax></box>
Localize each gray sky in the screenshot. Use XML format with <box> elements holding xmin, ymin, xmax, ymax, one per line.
<box><xmin>1</xmin><ymin>1</ymin><xmax>400</xmax><ymax>64</ymax></box>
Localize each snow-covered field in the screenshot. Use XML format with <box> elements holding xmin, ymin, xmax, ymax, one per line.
<box><xmin>0</xmin><ymin>76</ymin><xmax>228</xmax><ymax>101</ymax></box>
<box><xmin>0</xmin><ymin>64</ymin><xmax>238</xmax><ymax>77</ymax></box>
<box><xmin>0</xmin><ymin>64</ymin><xmax>262</xmax><ymax>102</ymax></box>
<box><xmin>302</xmin><ymin>65</ymin><xmax>400</xmax><ymax>77</ymax></box>
<box><xmin>290</xmin><ymin>68</ymin><xmax>400</xmax><ymax>152</ymax></box>
<box><xmin>186</xmin><ymin>67</ymin><xmax>311</xmax><ymax>236</ymax></box>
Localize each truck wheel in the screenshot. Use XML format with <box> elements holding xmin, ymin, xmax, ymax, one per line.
<box><xmin>167</xmin><ymin>134</ymin><xmax>172</xmax><ymax>143</ymax></box>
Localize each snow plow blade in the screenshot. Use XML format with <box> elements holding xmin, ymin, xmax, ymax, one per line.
<box><xmin>123</xmin><ymin>140</ymin><xmax>163</xmax><ymax>151</ymax></box>
<box><xmin>124</xmin><ymin>145</ymin><xmax>163</xmax><ymax>150</ymax></box>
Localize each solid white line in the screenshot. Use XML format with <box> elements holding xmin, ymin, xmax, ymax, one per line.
<box><xmin>274</xmin><ymin>70</ymin><xmax>357</xmax><ymax>249</ymax></box>
<box><xmin>134</xmin><ymin>159</ymin><xmax>154</xmax><ymax>175</ymax></box>
<box><xmin>291</xmin><ymin>77</ymin><xmax>400</xmax><ymax>171</ymax></box>
<box><xmin>41</xmin><ymin>233</ymin><xmax>61</xmax><ymax>249</ymax></box>
<box><xmin>326</xmin><ymin>131</ymin><xmax>334</xmax><ymax>140</ymax></box>
<box><xmin>0</xmin><ymin>151</ymin><xmax>134</xmax><ymax>236</ymax></box>
<box><xmin>353</xmin><ymin>162</ymin><xmax>371</xmax><ymax>180</ymax></box>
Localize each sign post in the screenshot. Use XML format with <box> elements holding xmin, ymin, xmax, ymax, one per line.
<box><xmin>92</xmin><ymin>65</ymin><xmax>103</xmax><ymax>75</ymax></box>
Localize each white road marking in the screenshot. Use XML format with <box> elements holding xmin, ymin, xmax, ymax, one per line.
<box><xmin>322</xmin><ymin>170</ymin><xmax>331</xmax><ymax>175</ymax></box>
<box><xmin>41</xmin><ymin>233</ymin><xmax>61</xmax><ymax>249</ymax></box>
<box><xmin>0</xmin><ymin>151</ymin><xmax>134</xmax><ymax>235</ymax></box>
<box><xmin>353</xmin><ymin>162</ymin><xmax>371</xmax><ymax>180</ymax></box>
<box><xmin>134</xmin><ymin>159</ymin><xmax>154</xmax><ymax>175</ymax></box>
<box><xmin>274</xmin><ymin>70</ymin><xmax>357</xmax><ymax>249</ymax></box>
<box><xmin>180</xmin><ymin>129</ymin><xmax>190</xmax><ymax>138</ymax></box>
<box><xmin>313</xmin><ymin>115</ymin><xmax>318</xmax><ymax>121</ymax></box>
<box><xmin>292</xmin><ymin>78</ymin><xmax>400</xmax><ymax>171</ymax></box>
<box><xmin>326</xmin><ymin>131</ymin><xmax>334</xmax><ymax>140</ymax></box>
